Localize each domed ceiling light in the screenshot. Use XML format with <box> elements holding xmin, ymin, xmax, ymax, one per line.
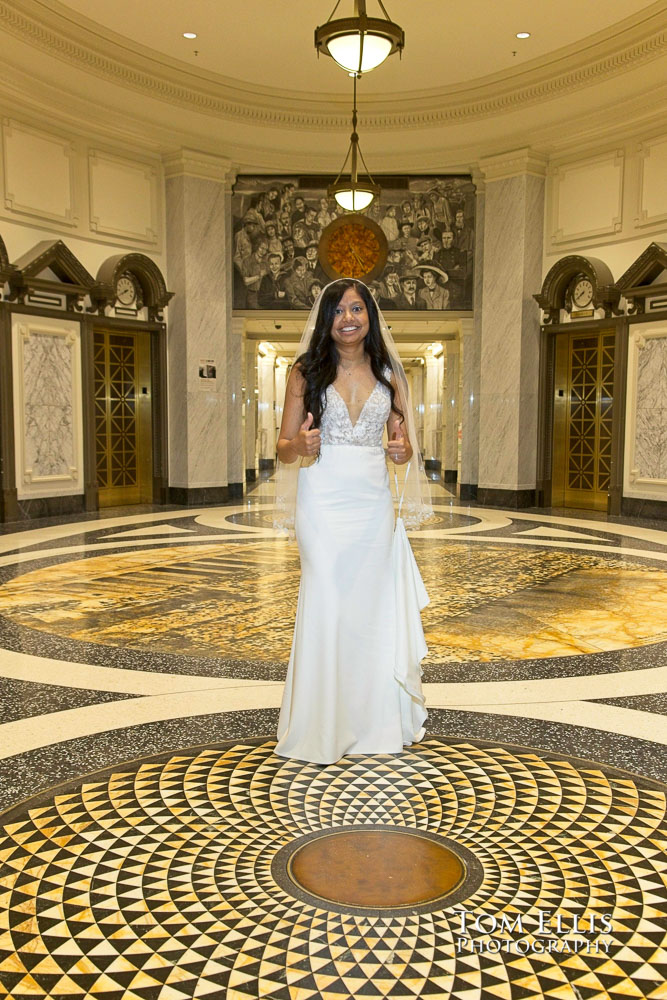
<box><xmin>315</xmin><ymin>0</ymin><xmax>405</xmax><ymax>77</ymax></box>
<box><xmin>328</xmin><ymin>75</ymin><xmax>380</xmax><ymax>210</ymax></box>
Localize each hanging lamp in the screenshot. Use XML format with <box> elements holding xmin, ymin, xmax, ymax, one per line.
<box><xmin>328</xmin><ymin>75</ymin><xmax>380</xmax><ymax>211</ymax></box>
<box><xmin>315</xmin><ymin>0</ymin><xmax>404</xmax><ymax>77</ymax></box>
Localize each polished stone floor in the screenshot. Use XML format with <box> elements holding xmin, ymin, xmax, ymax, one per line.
<box><xmin>0</xmin><ymin>478</ymin><xmax>666</xmax><ymax>999</ymax></box>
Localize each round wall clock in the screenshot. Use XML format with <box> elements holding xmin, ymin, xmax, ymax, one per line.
<box><xmin>115</xmin><ymin>271</ymin><xmax>141</xmax><ymax>307</ymax></box>
<box><xmin>571</xmin><ymin>275</ymin><xmax>594</xmax><ymax>309</ymax></box>
<box><xmin>319</xmin><ymin>214</ymin><xmax>388</xmax><ymax>282</ymax></box>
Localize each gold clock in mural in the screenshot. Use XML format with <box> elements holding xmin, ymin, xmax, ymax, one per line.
<box><xmin>319</xmin><ymin>214</ymin><xmax>388</xmax><ymax>282</ymax></box>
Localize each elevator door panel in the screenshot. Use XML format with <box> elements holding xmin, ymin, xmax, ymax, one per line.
<box><xmin>552</xmin><ymin>331</ymin><xmax>614</xmax><ymax>511</ymax></box>
<box><xmin>94</xmin><ymin>331</ymin><xmax>152</xmax><ymax>507</ymax></box>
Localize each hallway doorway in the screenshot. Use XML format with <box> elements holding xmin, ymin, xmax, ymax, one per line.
<box><xmin>93</xmin><ymin>330</ymin><xmax>153</xmax><ymax>507</ymax></box>
<box><xmin>552</xmin><ymin>330</ymin><xmax>614</xmax><ymax>511</ymax></box>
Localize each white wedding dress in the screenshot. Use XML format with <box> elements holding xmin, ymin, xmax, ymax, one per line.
<box><xmin>275</xmin><ymin>374</ymin><xmax>429</xmax><ymax>764</ymax></box>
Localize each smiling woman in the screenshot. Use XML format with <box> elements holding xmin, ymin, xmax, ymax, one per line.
<box><xmin>272</xmin><ymin>279</ymin><xmax>433</xmax><ymax>764</ymax></box>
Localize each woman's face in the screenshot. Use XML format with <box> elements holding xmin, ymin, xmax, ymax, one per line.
<box><xmin>330</xmin><ymin>286</ymin><xmax>370</xmax><ymax>349</ymax></box>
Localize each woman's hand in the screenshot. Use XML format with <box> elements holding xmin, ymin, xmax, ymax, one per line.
<box><xmin>387</xmin><ymin>430</ymin><xmax>410</xmax><ymax>464</ymax></box>
<box><xmin>293</xmin><ymin>412</ymin><xmax>321</xmax><ymax>458</ymax></box>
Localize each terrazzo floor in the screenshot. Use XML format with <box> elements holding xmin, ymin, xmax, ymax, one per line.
<box><xmin>0</xmin><ymin>478</ymin><xmax>666</xmax><ymax>999</ymax></box>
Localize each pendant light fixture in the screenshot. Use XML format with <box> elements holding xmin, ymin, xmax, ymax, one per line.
<box><xmin>315</xmin><ymin>0</ymin><xmax>404</xmax><ymax>77</ymax></box>
<box><xmin>328</xmin><ymin>75</ymin><xmax>380</xmax><ymax>211</ymax></box>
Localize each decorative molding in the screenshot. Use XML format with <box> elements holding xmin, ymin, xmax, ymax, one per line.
<box><xmin>534</xmin><ymin>254</ymin><xmax>620</xmax><ymax>324</ymax></box>
<box><xmin>13</xmin><ymin>239</ymin><xmax>95</xmax><ymax>285</ymax></box>
<box><xmin>617</xmin><ymin>241</ymin><xmax>667</xmax><ymax>290</ymax></box>
<box><xmin>0</xmin><ymin>229</ymin><xmax>18</xmax><ymax>284</ymax></box>
<box><xmin>478</xmin><ymin>148</ymin><xmax>548</xmax><ymax>181</ymax></box>
<box><xmin>8</xmin><ymin>239</ymin><xmax>95</xmax><ymax>307</ymax></box>
<box><xmin>88</xmin><ymin>148</ymin><xmax>159</xmax><ymax>244</ymax></box>
<box><xmin>95</xmin><ymin>252</ymin><xmax>172</xmax><ymax>320</ymax></box>
<box><xmin>1</xmin><ymin>1</ymin><xmax>666</xmax><ymax>132</ymax></box>
<box><xmin>162</xmin><ymin>149</ymin><xmax>235</xmax><ymax>185</ymax></box>
<box><xmin>547</xmin><ymin>148</ymin><xmax>624</xmax><ymax>248</ymax></box>
<box><xmin>1</xmin><ymin>117</ymin><xmax>76</xmax><ymax>225</ymax></box>
<box><xmin>635</xmin><ymin>134</ymin><xmax>667</xmax><ymax>229</ymax></box>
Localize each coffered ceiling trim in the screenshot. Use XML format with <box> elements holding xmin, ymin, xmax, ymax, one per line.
<box><xmin>2</xmin><ymin>0</ymin><xmax>667</xmax><ymax>132</ymax></box>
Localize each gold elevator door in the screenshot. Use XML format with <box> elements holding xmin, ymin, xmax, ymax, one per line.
<box><xmin>93</xmin><ymin>331</ymin><xmax>153</xmax><ymax>507</ymax></box>
<box><xmin>552</xmin><ymin>330</ymin><xmax>614</xmax><ymax>512</ymax></box>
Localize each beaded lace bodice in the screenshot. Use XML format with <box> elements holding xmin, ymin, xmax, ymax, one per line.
<box><xmin>321</xmin><ymin>373</ymin><xmax>391</xmax><ymax>447</ymax></box>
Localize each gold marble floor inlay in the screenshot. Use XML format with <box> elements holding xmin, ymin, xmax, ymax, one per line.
<box><xmin>287</xmin><ymin>829</ymin><xmax>465</xmax><ymax>908</ymax></box>
<box><xmin>0</xmin><ymin>739</ymin><xmax>665</xmax><ymax>1000</ymax></box>
<box><xmin>1</xmin><ymin>540</ymin><xmax>666</xmax><ymax>661</ymax></box>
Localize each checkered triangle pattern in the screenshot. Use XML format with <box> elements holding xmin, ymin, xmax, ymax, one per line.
<box><xmin>0</xmin><ymin>738</ymin><xmax>665</xmax><ymax>999</ymax></box>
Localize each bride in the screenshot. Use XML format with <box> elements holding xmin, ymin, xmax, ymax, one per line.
<box><xmin>273</xmin><ymin>278</ymin><xmax>433</xmax><ymax>764</ymax></box>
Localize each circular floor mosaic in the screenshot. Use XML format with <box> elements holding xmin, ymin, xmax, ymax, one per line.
<box><xmin>0</xmin><ymin>738</ymin><xmax>666</xmax><ymax>999</ymax></box>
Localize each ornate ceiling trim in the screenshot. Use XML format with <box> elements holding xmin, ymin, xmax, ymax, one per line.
<box><xmin>0</xmin><ymin>0</ymin><xmax>667</xmax><ymax>131</ymax></box>
<box><xmin>2</xmin><ymin>1</ymin><xmax>667</xmax><ymax>131</ymax></box>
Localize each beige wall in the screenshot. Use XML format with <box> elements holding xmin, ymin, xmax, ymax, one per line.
<box><xmin>543</xmin><ymin>133</ymin><xmax>667</xmax><ymax>278</ymax></box>
<box><xmin>0</xmin><ymin>114</ymin><xmax>166</xmax><ymax>276</ymax></box>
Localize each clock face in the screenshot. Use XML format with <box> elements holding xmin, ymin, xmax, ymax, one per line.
<box><xmin>572</xmin><ymin>277</ymin><xmax>594</xmax><ymax>309</ymax></box>
<box><xmin>116</xmin><ymin>274</ymin><xmax>137</xmax><ymax>306</ymax></box>
<box><xmin>319</xmin><ymin>214</ymin><xmax>388</xmax><ymax>282</ymax></box>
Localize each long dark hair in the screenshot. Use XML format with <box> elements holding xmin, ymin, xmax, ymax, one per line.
<box><xmin>296</xmin><ymin>279</ymin><xmax>404</xmax><ymax>428</ymax></box>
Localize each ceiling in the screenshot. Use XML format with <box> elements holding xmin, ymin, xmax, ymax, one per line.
<box><xmin>52</xmin><ymin>0</ymin><xmax>655</xmax><ymax>96</ymax></box>
<box><xmin>1</xmin><ymin>2</ymin><xmax>667</xmax><ymax>168</ymax></box>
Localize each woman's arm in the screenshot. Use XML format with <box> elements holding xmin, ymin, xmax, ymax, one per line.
<box><xmin>276</xmin><ymin>366</ymin><xmax>321</xmax><ymax>463</ymax></box>
<box><xmin>386</xmin><ymin>375</ymin><xmax>413</xmax><ymax>465</ymax></box>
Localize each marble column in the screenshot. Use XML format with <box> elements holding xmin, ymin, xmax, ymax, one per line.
<box><xmin>424</xmin><ymin>352</ymin><xmax>444</xmax><ymax>472</ymax></box>
<box><xmin>459</xmin><ymin>171</ymin><xmax>484</xmax><ymax>500</ymax></box>
<box><xmin>164</xmin><ymin>150</ymin><xmax>236</xmax><ymax>504</ymax></box>
<box><xmin>227</xmin><ymin>317</ymin><xmax>245</xmax><ymax>497</ymax></box>
<box><xmin>275</xmin><ymin>358</ymin><xmax>288</xmax><ymax>447</ymax></box>
<box><xmin>408</xmin><ymin>363</ymin><xmax>425</xmax><ymax>456</ymax></box>
<box><xmin>243</xmin><ymin>336</ymin><xmax>258</xmax><ymax>483</ymax></box>
<box><xmin>257</xmin><ymin>347</ymin><xmax>276</xmax><ymax>470</ymax></box>
<box><xmin>476</xmin><ymin>149</ymin><xmax>547</xmax><ymax>507</ymax></box>
<box><xmin>444</xmin><ymin>340</ymin><xmax>460</xmax><ymax>484</ymax></box>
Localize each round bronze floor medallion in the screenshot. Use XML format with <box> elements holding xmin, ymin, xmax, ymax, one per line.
<box><xmin>273</xmin><ymin>825</ymin><xmax>480</xmax><ymax>914</ymax></box>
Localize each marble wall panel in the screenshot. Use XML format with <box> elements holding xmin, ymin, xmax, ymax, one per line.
<box><xmin>244</xmin><ymin>340</ymin><xmax>258</xmax><ymax>475</ymax></box>
<box><xmin>633</xmin><ymin>334</ymin><xmax>667</xmax><ymax>480</ymax></box>
<box><xmin>624</xmin><ymin>326</ymin><xmax>667</xmax><ymax>501</ymax></box>
<box><xmin>444</xmin><ymin>343</ymin><xmax>459</xmax><ymax>474</ymax></box>
<box><xmin>227</xmin><ymin>318</ymin><xmax>245</xmax><ymax>486</ymax></box>
<box><xmin>11</xmin><ymin>316</ymin><xmax>83</xmax><ymax>499</ymax></box>
<box><xmin>183</xmin><ymin>390</ymin><xmax>227</xmax><ymax>487</ymax></box>
<box><xmin>478</xmin><ymin>170</ymin><xmax>544</xmax><ymax>493</ymax></box>
<box><xmin>459</xmin><ymin>178</ymin><xmax>484</xmax><ymax>489</ymax></box>
<box><xmin>424</xmin><ymin>355</ymin><xmax>443</xmax><ymax>465</ymax></box>
<box><xmin>165</xmin><ymin>167</ymin><xmax>231</xmax><ymax>489</ymax></box>
<box><xmin>459</xmin><ymin>317</ymin><xmax>478</xmax><ymax>490</ymax></box>
<box><xmin>257</xmin><ymin>353</ymin><xmax>276</xmax><ymax>462</ymax></box>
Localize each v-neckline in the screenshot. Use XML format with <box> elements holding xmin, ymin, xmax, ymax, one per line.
<box><xmin>330</xmin><ymin>381</ymin><xmax>379</xmax><ymax>430</ymax></box>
